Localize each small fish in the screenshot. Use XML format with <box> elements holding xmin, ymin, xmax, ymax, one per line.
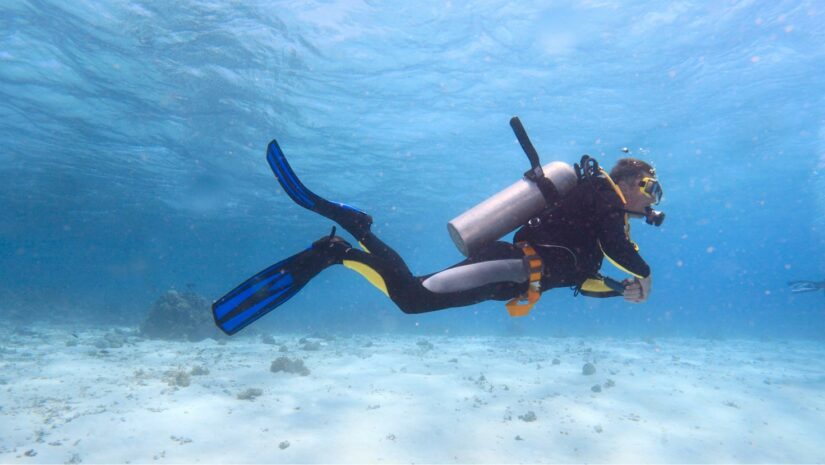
<box><xmin>788</xmin><ymin>280</ymin><xmax>825</xmax><ymax>294</ymax></box>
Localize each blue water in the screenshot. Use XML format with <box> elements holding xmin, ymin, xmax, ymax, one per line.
<box><xmin>1</xmin><ymin>0</ymin><xmax>823</xmax><ymax>338</ymax></box>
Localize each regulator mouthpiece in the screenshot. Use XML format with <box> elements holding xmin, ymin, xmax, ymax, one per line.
<box><xmin>644</xmin><ymin>206</ymin><xmax>665</xmax><ymax>227</ymax></box>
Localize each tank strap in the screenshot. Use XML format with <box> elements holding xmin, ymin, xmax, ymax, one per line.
<box><xmin>505</xmin><ymin>242</ymin><xmax>543</xmax><ymax>317</ymax></box>
<box><xmin>535</xmin><ymin>176</ymin><xmax>560</xmax><ymax>204</ymax></box>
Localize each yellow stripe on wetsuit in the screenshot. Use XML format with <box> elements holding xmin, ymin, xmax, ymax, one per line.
<box><xmin>342</xmin><ymin>260</ymin><xmax>389</xmax><ymax>296</ymax></box>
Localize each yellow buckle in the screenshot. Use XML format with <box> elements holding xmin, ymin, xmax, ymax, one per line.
<box><xmin>505</xmin><ymin>243</ymin><xmax>542</xmax><ymax>317</ymax></box>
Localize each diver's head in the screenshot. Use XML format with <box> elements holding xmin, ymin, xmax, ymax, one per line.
<box><xmin>610</xmin><ymin>158</ymin><xmax>662</xmax><ymax>214</ymax></box>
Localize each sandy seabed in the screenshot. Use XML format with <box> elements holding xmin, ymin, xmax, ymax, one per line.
<box><xmin>1</xmin><ymin>324</ymin><xmax>824</xmax><ymax>464</ymax></box>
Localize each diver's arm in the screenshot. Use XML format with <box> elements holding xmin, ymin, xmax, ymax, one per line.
<box><xmin>595</xmin><ymin>205</ymin><xmax>653</xmax><ymax>302</ymax></box>
<box><xmin>597</xmin><ymin>208</ymin><xmax>651</xmax><ymax>279</ymax></box>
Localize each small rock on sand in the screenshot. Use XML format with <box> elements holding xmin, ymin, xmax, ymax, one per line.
<box><xmin>164</xmin><ymin>369</ymin><xmax>191</xmax><ymax>387</ymax></box>
<box><xmin>237</xmin><ymin>388</ymin><xmax>263</xmax><ymax>401</ymax></box>
<box><xmin>582</xmin><ymin>363</ymin><xmax>596</xmax><ymax>375</ymax></box>
<box><xmin>190</xmin><ymin>366</ymin><xmax>209</xmax><ymax>376</ymax></box>
<box><xmin>300</xmin><ymin>340</ymin><xmax>321</xmax><ymax>351</ymax></box>
<box><xmin>604</xmin><ymin>378</ymin><xmax>615</xmax><ymax>388</ymax></box>
<box><xmin>270</xmin><ymin>357</ymin><xmax>310</xmax><ymax>376</ymax></box>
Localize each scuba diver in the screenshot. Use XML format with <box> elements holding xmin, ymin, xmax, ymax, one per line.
<box><xmin>788</xmin><ymin>280</ymin><xmax>825</xmax><ymax>294</ymax></box>
<box><xmin>212</xmin><ymin>118</ymin><xmax>665</xmax><ymax>335</ymax></box>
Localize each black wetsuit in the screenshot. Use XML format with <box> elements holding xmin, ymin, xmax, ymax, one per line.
<box><xmin>514</xmin><ymin>174</ymin><xmax>651</xmax><ymax>291</ymax></box>
<box><xmin>341</xmin><ymin>174</ymin><xmax>650</xmax><ymax>314</ymax></box>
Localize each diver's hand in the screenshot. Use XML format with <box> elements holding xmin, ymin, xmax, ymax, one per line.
<box><xmin>623</xmin><ymin>276</ymin><xmax>652</xmax><ymax>303</ymax></box>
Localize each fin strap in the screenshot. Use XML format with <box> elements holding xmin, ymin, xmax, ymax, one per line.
<box><xmin>505</xmin><ymin>243</ymin><xmax>543</xmax><ymax>317</ymax></box>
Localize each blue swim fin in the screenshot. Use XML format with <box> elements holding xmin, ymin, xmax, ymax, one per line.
<box><xmin>212</xmin><ymin>253</ymin><xmax>309</xmax><ymax>335</ymax></box>
<box><xmin>212</xmin><ymin>232</ymin><xmax>352</xmax><ymax>335</ymax></box>
<box><xmin>266</xmin><ymin>139</ymin><xmax>373</xmax><ymax>241</ymax></box>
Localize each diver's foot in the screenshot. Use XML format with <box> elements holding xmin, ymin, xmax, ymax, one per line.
<box><xmin>327</xmin><ymin>203</ymin><xmax>373</xmax><ymax>242</ymax></box>
<box><xmin>311</xmin><ymin>226</ymin><xmax>353</xmax><ymax>266</ymax></box>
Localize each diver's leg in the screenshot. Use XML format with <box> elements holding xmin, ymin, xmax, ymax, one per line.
<box><xmin>357</xmin><ymin>232</ymin><xmax>414</xmax><ymax>276</ymax></box>
<box><xmin>264</xmin><ymin>137</ymin><xmax>532</xmax><ymax>313</ymax></box>
<box><xmin>419</xmin><ymin>259</ymin><xmax>527</xmax><ymax>293</ymax></box>
<box><xmin>342</xmin><ymin>239</ymin><xmax>529</xmax><ymax>314</ymax></box>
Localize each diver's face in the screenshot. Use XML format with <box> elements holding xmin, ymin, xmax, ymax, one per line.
<box><xmin>620</xmin><ymin>175</ymin><xmax>656</xmax><ymax>213</ymax></box>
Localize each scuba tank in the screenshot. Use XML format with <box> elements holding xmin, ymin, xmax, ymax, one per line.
<box><xmin>448</xmin><ymin>117</ymin><xmax>666</xmax><ymax>257</ymax></box>
<box><xmin>447</xmin><ymin>117</ymin><xmax>578</xmax><ymax>257</ymax></box>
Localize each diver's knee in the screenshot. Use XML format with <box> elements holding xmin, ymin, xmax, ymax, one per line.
<box><xmin>394</xmin><ymin>297</ymin><xmax>431</xmax><ymax>314</ymax></box>
<box><xmin>396</xmin><ymin>301</ymin><xmax>423</xmax><ymax>314</ymax></box>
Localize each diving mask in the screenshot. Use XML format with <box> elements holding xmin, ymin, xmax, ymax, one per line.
<box><xmin>639</xmin><ymin>177</ymin><xmax>663</xmax><ymax>204</ymax></box>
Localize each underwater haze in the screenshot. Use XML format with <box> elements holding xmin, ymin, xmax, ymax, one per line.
<box><xmin>2</xmin><ymin>0</ymin><xmax>823</xmax><ymax>337</ymax></box>
<box><xmin>3</xmin><ymin>0</ymin><xmax>825</xmax><ymax>463</ymax></box>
